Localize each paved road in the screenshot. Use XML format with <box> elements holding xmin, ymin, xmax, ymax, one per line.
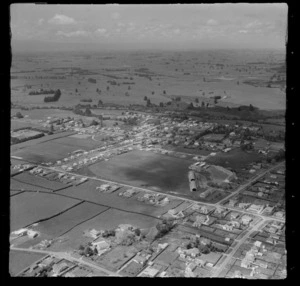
<box><xmin>11</xmin><ymin>246</ymin><xmax>121</xmax><ymax>277</ymax></box>
<box><xmin>216</xmin><ymin>161</ymin><xmax>285</xmax><ymax>206</ymax></box>
<box><xmin>11</xmin><ymin>154</ymin><xmax>285</xmax><ymax>223</ymax></box>
<box><xmin>48</xmin><ymin>162</ymin><xmax>284</xmax><ymax>221</ymax></box>
<box><xmin>212</xmin><ymin>218</ymin><xmax>268</xmax><ymax>278</ymax></box>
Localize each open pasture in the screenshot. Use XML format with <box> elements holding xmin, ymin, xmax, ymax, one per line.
<box><xmin>10</xmin><ymin>191</ymin><xmax>80</xmax><ymax>231</ymax></box>
<box><xmin>11</xmin><ymin>130</ymin><xmax>76</xmax><ymax>153</ymax></box>
<box><xmin>9</xmin><ymin>250</ymin><xmax>46</xmax><ymax>276</ymax></box>
<box><xmin>13</xmin><ymin>172</ymin><xmax>69</xmax><ymax>191</ymax></box>
<box><xmin>11</xmin><ymin>119</ymin><xmax>41</xmax><ymax>131</ymax></box>
<box><xmin>11</xmin><ymin>50</ymin><xmax>285</xmax><ymax>110</ymax></box>
<box><xmin>11</xmin><ymin>134</ymin><xmax>100</xmax><ymax>163</ymax></box>
<box><xmin>53</xmin><ymin>135</ymin><xmax>101</xmax><ymax>150</ymax></box>
<box><xmin>32</xmin><ymin>202</ymin><xmax>108</xmax><ymax>237</ymax></box>
<box><xmin>10</xmin><ymin>178</ymin><xmax>53</xmax><ymax>193</ymax></box>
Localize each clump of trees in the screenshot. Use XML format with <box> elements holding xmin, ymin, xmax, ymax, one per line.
<box><xmin>80</xmin><ymin>98</ymin><xmax>92</xmax><ymax>103</ymax></box>
<box><xmin>123</xmin><ymin>117</ymin><xmax>138</xmax><ymax>126</ymax></box>
<box><xmin>37</xmin><ymin>265</ymin><xmax>52</xmax><ymax>277</ymax></box>
<box><xmin>187</xmin><ymin>102</ymin><xmax>194</xmax><ymax>110</ymax></box>
<box><xmin>78</xmin><ymin>244</ymin><xmax>98</xmax><ymax>257</ymax></box>
<box><xmin>102</xmin><ymin>229</ymin><xmax>116</xmax><ymax>238</ymax></box>
<box><xmin>44</xmin><ymin>89</ymin><xmax>61</xmax><ymax>103</ymax></box>
<box><xmin>146</xmin><ymin>99</ymin><xmax>152</xmax><ymax>107</ymax></box>
<box><xmin>88</xmin><ymin>78</ymin><xmax>97</xmax><ymax>84</ymax></box>
<box><xmin>155</xmin><ymin>219</ymin><xmax>175</xmax><ymax>239</ymax></box>
<box><xmin>15</xmin><ymin>111</ymin><xmax>23</xmax><ymax>119</ymax></box>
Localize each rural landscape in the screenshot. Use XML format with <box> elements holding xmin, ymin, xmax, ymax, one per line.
<box><xmin>10</xmin><ymin>4</ymin><xmax>286</xmax><ymax>279</ymax></box>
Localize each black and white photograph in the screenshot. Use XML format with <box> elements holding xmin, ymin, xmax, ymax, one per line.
<box><xmin>9</xmin><ymin>3</ymin><xmax>287</xmax><ymax>278</ymax></box>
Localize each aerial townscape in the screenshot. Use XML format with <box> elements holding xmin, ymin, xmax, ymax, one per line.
<box><xmin>9</xmin><ymin>4</ymin><xmax>286</xmax><ymax>279</ymax></box>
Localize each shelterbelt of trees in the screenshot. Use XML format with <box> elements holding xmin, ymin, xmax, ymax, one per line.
<box><xmin>44</xmin><ymin>89</ymin><xmax>61</xmax><ymax>103</ymax></box>
<box><xmin>29</xmin><ymin>89</ymin><xmax>56</xmax><ymax>95</ymax></box>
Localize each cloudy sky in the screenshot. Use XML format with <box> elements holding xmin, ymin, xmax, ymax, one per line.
<box><xmin>11</xmin><ymin>4</ymin><xmax>287</xmax><ymax>51</ymax></box>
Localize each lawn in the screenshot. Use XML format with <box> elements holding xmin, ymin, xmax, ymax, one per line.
<box><xmin>88</xmin><ymin>150</ymin><xmax>194</xmax><ymax>196</ymax></box>
<box><xmin>9</xmin><ymin>250</ymin><xmax>46</xmax><ymax>276</ymax></box>
<box><xmin>10</xmin><ymin>192</ymin><xmax>80</xmax><ymax>231</ymax></box>
<box><xmin>32</xmin><ymin>202</ymin><xmax>108</xmax><ymax>237</ymax></box>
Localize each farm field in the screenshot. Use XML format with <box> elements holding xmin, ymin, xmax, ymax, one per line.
<box><xmin>10</xmin><ymin>190</ymin><xmax>25</xmax><ymax>197</ymax></box>
<box><xmin>11</xmin><ymin>130</ymin><xmax>76</xmax><ymax>153</ymax></box>
<box><xmin>58</xmin><ymin>179</ymin><xmax>184</xmax><ymax>218</ymax></box>
<box><xmin>53</xmin><ymin>135</ymin><xmax>101</xmax><ymax>150</ymax></box>
<box><xmin>205</xmin><ymin>148</ymin><xmax>263</xmax><ymax>171</ymax></box>
<box><xmin>12</xmin><ymin>172</ymin><xmax>69</xmax><ymax>191</ymax></box>
<box><xmin>10</xmin><ymin>178</ymin><xmax>54</xmax><ymax>193</ymax></box>
<box><xmin>9</xmin><ymin>250</ymin><xmax>46</xmax><ymax>276</ymax></box>
<box><xmin>10</xmin><ymin>191</ymin><xmax>80</xmax><ymax>231</ymax></box>
<box><xmin>11</xmin><ymin>119</ymin><xmax>42</xmax><ymax>131</ymax></box>
<box><xmin>11</xmin><ymin>50</ymin><xmax>285</xmax><ymax>110</ymax></box>
<box><xmin>12</xmin><ymin>133</ymin><xmax>102</xmax><ymax>163</ymax></box>
<box><xmin>12</xmin><ymin>140</ymin><xmax>82</xmax><ymax>164</ymax></box>
<box><xmin>11</xmin><ymin>108</ymin><xmax>75</xmax><ymax>120</ymax></box>
<box><xmin>31</xmin><ymin>202</ymin><xmax>108</xmax><ymax>237</ymax></box>
<box><xmin>87</xmin><ymin>150</ymin><xmax>194</xmax><ymax>196</ymax></box>
<box><xmin>48</xmin><ymin>208</ymin><xmax>160</xmax><ymax>252</ymax></box>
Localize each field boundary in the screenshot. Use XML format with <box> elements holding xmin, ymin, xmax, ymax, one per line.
<box><xmin>58</xmin><ymin>206</ymin><xmax>111</xmax><ymax>237</ymax></box>
<box><xmin>12</xmin><ymin>176</ymin><xmax>72</xmax><ymax>192</ymax></box>
<box><xmin>11</xmin><ymin>131</ymin><xmax>77</xmax><ymax>152</ymax></box>
<box><xmin>16</xmin><ymin>189</ymin><xmax>164</xmax><ymax>222</ymax></box>
<box><xmin>23</xmin><ymin>201</ymin><xmax>84</xmax><ymax>229</ymax></box>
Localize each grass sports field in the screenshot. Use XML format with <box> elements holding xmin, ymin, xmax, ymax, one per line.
<box><xmin>88</xmin><ymin>150</ymin><xmax>194</xmax><ymax>196</ymax></box>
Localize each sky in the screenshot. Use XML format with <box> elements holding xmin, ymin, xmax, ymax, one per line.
<box><xmin>10</xmin><ymin>4</ymin><xmax>288</xmax><ymax>52</ymax></box>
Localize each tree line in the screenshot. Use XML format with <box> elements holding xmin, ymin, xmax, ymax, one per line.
<box><xmin>44</xmin><ymin>89</ymin><xmax>61</xmax><ymax>103</ymax></box>
<box><xmin>29</xmin><ymin>89</ymin><xmax>56</xmax><ymax>95</ymax></box>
